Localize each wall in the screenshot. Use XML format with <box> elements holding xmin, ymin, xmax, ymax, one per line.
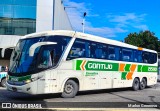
<box><xmin>36</xmin><ymin>0</ymin><xmax>72</xmax><ymax>32</ymax></box>
<box><xmin>54</xmin><ymin>0</ymin><xmax>72</xmax><ymax>30</ymax></box>
<box><xmin>36</xmin><ymin>0</ymin><xmax>54</xmax><ymax>32</ymax></box>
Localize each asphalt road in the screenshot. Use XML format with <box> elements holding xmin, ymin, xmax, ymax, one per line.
<box><xmin>0</xmin><ymin>83</ymin><xmax>160</xmax><ymax>109</ymax></box>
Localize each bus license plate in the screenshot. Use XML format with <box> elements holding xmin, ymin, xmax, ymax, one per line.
<box><xmin>12</xmin><ymin>87</ymin><xmax>17</xmax><ymax>92</ymax></box>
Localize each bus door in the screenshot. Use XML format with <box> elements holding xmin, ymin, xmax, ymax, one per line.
<box><xmin>36</xmin><ymin>45</ymin><xmax>58</xmax><ymax>93</ymax></box>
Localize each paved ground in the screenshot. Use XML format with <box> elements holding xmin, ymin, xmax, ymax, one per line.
<box><xmin>0</xmin><ymin>82</ymin><xmax>160</xmax><ymax>110</ymax></box>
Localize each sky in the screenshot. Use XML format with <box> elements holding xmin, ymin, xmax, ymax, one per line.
<box><xmin>64</xmin><ymin>0</ymin><xmax>160</xmax><ymax>41</ymax></box>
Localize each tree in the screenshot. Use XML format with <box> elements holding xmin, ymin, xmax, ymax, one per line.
<box><xmin>124</xmin><ymin>30</ymin><xmax>160</xmax><ymax>52</ymax></box>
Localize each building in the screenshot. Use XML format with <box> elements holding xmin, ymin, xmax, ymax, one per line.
<box><xmin>0</xmin><ymin>0</ymin><xmax>72</xmax><ymax>66</ymax></box>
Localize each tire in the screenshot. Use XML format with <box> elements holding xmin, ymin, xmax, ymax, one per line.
<box><xmin>61</xmin><ymin>80</ymin><xmax>78</xmax><ymax>98</ymax></box>
<box><xmin>1</xmin><ymin>78</ymin><xmax>6</xmax><ymax>87</ymax></box>
<box><xmin>132</xmin><ymin>78</ymin><xmax>140</xmax><ymax>91</ymax></box>
<box><xmin>139</xmin><ymin>78</ymin><xmax>147</xmax><ymax>90</ymax></box>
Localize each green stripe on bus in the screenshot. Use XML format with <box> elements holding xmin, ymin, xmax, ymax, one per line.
<box><xmin>138</xmin><ymin>65</ymin><xmax>142</xmax><ymax>72</ymax></box>
<box><xmin>76</xmin><ymin>60</ymin><xmax>83</xmax><ymax>70</ymax></box>
<box><xmin>142</xmin><ymin>66</ymin><xmax>157</xmax><ymax>72</ymax></box>
<box><xmin>121</xmin><ymin>72</ymin><xmax>127</xmax><ymax>80</ymax></box>
<box><xmin>125</xmin><ymin>64</ymin><xmax>131</xmax><ymax>71</ymax></box>
<box><xmin>9</xmin><ymin>75</ymin><xmax>31</xmax><ymax>82</ymax></box>
<box><xmin>137</xmin><ymin>65</ymin><xmax>157</xmax><ymax>72</ymax></box>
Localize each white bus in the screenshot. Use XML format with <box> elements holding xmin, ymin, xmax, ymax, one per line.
<box><xmin>6</xmin><ymin>30</ymin><xmax>158</xmax><ymax>98</ymax></box>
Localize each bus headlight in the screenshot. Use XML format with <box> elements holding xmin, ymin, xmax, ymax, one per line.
<box><xmin>25</xmin><ymin>79</ymin><xmax>31</xmax><ymax>84</ymax></box>
<box><xmin>24</xmin><ymin>77</ymin><xmax>38</xmax><ymax>84</ymax></box>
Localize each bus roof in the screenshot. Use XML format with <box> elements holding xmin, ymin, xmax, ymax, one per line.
<box><xmin>22</xmin><ymin>30</ymin><xmax>157</xmax><ymax>53</ymax></box>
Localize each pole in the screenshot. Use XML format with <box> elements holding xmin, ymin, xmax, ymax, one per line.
<box><xmin>82</xmin><ymin>18</ymin><xmax>85</xmax><ymax>33</ymax></box>
<box><xmin>82</xmin><ymin>12</ymin><xmax>86</xmax><ymax>33</ymax></box>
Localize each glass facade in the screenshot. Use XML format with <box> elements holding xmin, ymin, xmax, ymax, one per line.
<box><xmin>0</xmin><ymin>0</ymin><xmax>37</xmax><ymax>35</ymax></box>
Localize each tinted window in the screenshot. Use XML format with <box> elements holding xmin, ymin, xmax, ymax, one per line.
<box><xmin>67</xmin><ymin>39</ymin><xmax>108</xmax><ymax>60</ymax></box>
<box><xmin>133</xmin><ymin>50</ymin><xmax>142</xmax><ymax>62</ymax></box>
<box><xmin>67</xmin><ymin>39</ymin><xmax>88</xmax><ymax>60</ymax></box>
<box><xmin>148</xmin><ymin>52</ymin><xmax>157</xmax><ymax>64</ymax></box>
<box><xmin>66</xmin><ymin>38</ymin><xmax>157</xmax><ymax>64</ymax></box>
<box><xmin>122</xmin><ymin>49</ymin><xmax>133</xmax><ymax>62</ymax></box>
<box><xmin>142</xmin><ymin>52</ymin><xmax>150</xmax><ymax>63</ymax></box>
<box><xmin>141</xmin><ymin>51</ymin><xmax>157</xmax><ymax>64</ymax></box>
<box><xmin>108</xmin><ymin>46</ymin><xmax>120</xmax><ymax>60</ymax></box>
<box><xmin>37</xmin><ymin>36</ymin><xmax>71</xmax><ymax>71</ymax></box>
<box><xmin>92</xmin><ymin>43</ymin><xmax>107</xmax><ymax>59</ymax></box>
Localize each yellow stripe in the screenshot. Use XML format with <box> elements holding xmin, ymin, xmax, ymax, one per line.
<box><xmin>138</xmin><ymin>47</ymin><xmax>143</xmax><ymax>50</ymax></box>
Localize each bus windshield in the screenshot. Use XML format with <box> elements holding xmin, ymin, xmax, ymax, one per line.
<box><xmin>9</xmin><ymin>36</ymin><xmax>71</xmax><ymax>76</ymax></box>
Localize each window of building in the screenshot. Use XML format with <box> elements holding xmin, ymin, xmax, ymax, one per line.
<box><xmin>0</xmin><ymin>0</ymin><xmax>36</xmax><ymax>35</ymax></box>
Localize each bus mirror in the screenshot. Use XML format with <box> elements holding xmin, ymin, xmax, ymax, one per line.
<box><xmin>29</xmin><ymin>42</ymin><xmax>57</xmax><ymax>56</ymax></box>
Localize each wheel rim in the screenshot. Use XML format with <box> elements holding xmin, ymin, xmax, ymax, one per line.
<box><xmin>2</xmin><ymin>79</ymin><xmax>6</xmax><ymax>87</ymax></box>
<box><xmin>135</xmin><ymin>81</ymin><xmax>139</xmax><ymax>87</ymax></box>
<box><xmin>64</xmin><ymin>84</ymin><xmax>73</xmax><ymax>94</ymax></box>
<box><xmin>141</xmin><ymin>80</ymin><xmax>145</xmax><ymax>88</ymax></box>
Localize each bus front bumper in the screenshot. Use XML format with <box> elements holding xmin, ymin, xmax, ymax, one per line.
<box><xmin>6</xmin><ymin>81</ymin><xmax>38</xmax><ymax>94</ymax></box>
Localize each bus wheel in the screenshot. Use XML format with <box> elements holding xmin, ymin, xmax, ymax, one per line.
<box><xmin>1</xmin><ymin>78</ymin><xmax>6</xmax><ymax>87</ymax></box>
<box><xmin>61</xmin><ymin>80</ymin><xmax>78</xmax><ymax>98</ymax></box>
<box><xmin>139</xmin><ymin>78</ymin><xmax>146</xmax><ymax>90</ymax></box>
<box><xmin>132</xmin><ymin>78</ymin><xmax>139</xmax><ymax>91</ymax></box>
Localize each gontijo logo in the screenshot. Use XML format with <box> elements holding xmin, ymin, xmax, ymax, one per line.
<box><xmin>88</xmin><ymin>63</ymin><xmax>112</xmax><ymax>70</ymax></box>
<box><xmin>77</xmin><ymin>60</ymin><xmax>119</xmax><ymax>71</ymax></box>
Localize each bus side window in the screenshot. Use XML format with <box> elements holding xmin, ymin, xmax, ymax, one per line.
<box><xmin>108</xmin><ymin>46</ymin><xmax>116</xmax><ymax>60</ymax></box>
<box><xmin>122</xmin><ymin>49</ymin><xmax>133</xmax><ymax>62</ymax></box>
<box><xmin>67</xmin><ymin>39</ymin><xmax>88</xmax><ymax>60</ymax></box>
<box><xmin>94</xmin><ymin>43</ymin><xmax>107</xmax><ymax>59</ymax></box>
<box><xmin>149</xmin><ymin>53</ymin><xmax>157</xmax><ymax>64</ymax></box>
<box><xmin>142</xmin><ymin>52</ymin><xmax>149</xmax><ymax>63</ymax></box>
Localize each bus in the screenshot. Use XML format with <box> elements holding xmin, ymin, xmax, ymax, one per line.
<box><xmin>5</xmin><ymin>30</ymin><xmax>158</xmax><ymax>98</ymax></box>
